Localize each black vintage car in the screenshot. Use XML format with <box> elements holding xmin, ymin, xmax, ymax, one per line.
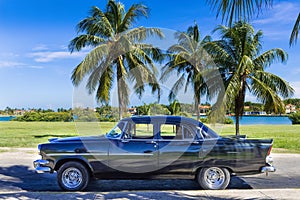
<box><xmin>34</xmin><ymin>116</ymin><xmax>275</xmax><ymax>191</ymax></box>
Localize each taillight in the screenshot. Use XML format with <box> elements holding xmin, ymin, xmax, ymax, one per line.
<box><xmin>267</xmin><ymin>145</ymin><xmax>273</xmax><ymax>156</ymax></box>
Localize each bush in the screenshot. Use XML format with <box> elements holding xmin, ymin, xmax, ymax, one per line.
<box><xmin>224</xmin><ymin>117</ymin><xmax>234</xmax><ymax>124</ymax></box>
<box><xmin>14</xmin><ymin>112</ymin><xmax>73</xmax><ymax>122</ymax></box>
<box><xmin>200</xmin><ymin>117</ymin><xmax>209</xmax><ymax>123</ymax></box>
<box><xmin>288</xmin><ymin>112</ymin><xmax>300</xmax><ymax>124</ymax></box>
<box><xmin>200</xmin><ymin>117</ymin><xmax>233</xmax><ymax>124</ymax></box>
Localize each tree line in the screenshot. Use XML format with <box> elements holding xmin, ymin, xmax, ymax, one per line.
<box><xmin>68</xmin><ymin>0</ymin><xmax>298</xmax><ymax>135</ymax></box>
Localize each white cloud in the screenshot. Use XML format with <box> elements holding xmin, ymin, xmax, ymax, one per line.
<box><xmin>252</xmin><ymin>1</ymin><xmax>300</xmax><ymax>40</ymax></box>
<box><xmin>290</xmin><ymin>81</ymin><xmax>300</xmax><ymax>98</ymax></box>
<box><xmin>32</xmin><ymin>44</ymin><xmax>49</xmax><ymax>51</ymax></box>
<box><xmin>0</xmin><ymin>61</ymin><xmax>26</xmax><ymax>68</ymax></box>
<box><xmin>254</xmin><ymin>2</ymin><xmax>299</xmax><ymax>25</ymax></box>
<box><xmin>0</xmin><ymin>61</ymin><xmax>43</xmax><ymax>69</ymax></box>
<box><xmin>29</xmin><ymin>50</ymin><xmax>88</xmax><ymax>63</ymax></box>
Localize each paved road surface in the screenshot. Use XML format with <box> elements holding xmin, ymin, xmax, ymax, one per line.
<box><xmin>0</xmin><ymin>149</ymin><xmax>299</xmax><ymax>199</ymax></box>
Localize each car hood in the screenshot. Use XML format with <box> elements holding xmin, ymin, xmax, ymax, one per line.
<box><xmin>48</xmin><ymin>135</ymin><xmax>107</xmax><ymax>143</ymax></box>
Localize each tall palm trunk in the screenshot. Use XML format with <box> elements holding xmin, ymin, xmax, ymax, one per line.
<box><xmin>234</xmin><ymin>78</ymin><xmax>247</xmax><ymax>136</ymax></box>
<box><xmin>117</xmin><ymin>78</ymin><xmax>124</xmax><ymax>120</ymax></box>
<box><xmin>194</xmin><ymin>83</ymin><xmax>200</xmax><ymax>121</ymax></box>
<box><xmin>117</xmin><ymin>57</ymin><xmax>125</xmax><ymax>120</ymax></box>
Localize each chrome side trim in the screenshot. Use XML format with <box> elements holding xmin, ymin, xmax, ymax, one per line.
<box><xmin>46</xmin><ymin>153</ymin><xmax>107</xmax><ymax>156</ymax></box>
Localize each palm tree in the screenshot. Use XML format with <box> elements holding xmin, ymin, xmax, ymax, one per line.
<box><xmin>69</xmin><ymin>0</ymin><xmax>164</xmax><ymax>119</ymax></box>
<box><xmin>164</xmin><ymin>100</ymin><xmax>181</xmax><ymax>116</ymax></box>
<box><xmin>161</xmin><ymin>24</ymin><xmax>212</xmax><ymax>121</ymax></box>
<box><xmin>290</xmin><ymin>13</ymin><xmax>300</xmax><ymax>46</ymax></box>
<box><xmin>205</xmin><ymin>0</ymin><xmax>273</xmax><ymax>26</ymax></box>
<box><xmin>136</xmin><ymin>103</ymin><xmax>151</xmax><ymax>115</ymax></box>
<box><xmin>207</xmin><ymin>21</ymin><xmax>294</xmax><ymax>135</ymax></box>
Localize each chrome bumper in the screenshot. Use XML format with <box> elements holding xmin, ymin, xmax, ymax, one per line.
<box><xmin>260</xmin><ymin>155</ymin><xmax>275</xmax><ymax>175</ymax></box>
<box><xmin>33</xmin><ymin>159</ymin><xmax>51</xmax><ymax>173</ymax></box>
<box><xmin>261</xmin><ymin>166</ymin><xmax>276</xmax><ymax>173</ymax></box>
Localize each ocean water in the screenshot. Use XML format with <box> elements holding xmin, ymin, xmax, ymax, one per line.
<box><xmin>0</xmin><ymin>116</ymin><xmax>16</xmax><ymax>121</ymax></box>
<box><xmin>229</xmin><ymin>116</ymin><xmax>292</xmax><ymax>125</ymax></box>
<box><xmin>0</xmin><ymin>115</ymin><xmax>292</xmax><ymax>124</ymax></box>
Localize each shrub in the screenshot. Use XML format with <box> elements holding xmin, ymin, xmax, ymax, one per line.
<box><xmin>13</xmin><ymin>112</ymin><xmax>73</xmax><ymax>122</ymax></box>
<box><xmin>288</xmin><ymin>112</ymin><xmax>300</xmax><ymax>124</ymax></box>
<box><xmin>224</xmin><ymin>117</ymin><xmax>234</xmax><ymax>124</ymax></box>
<box><xmin>200</xmin><ymin>117</ymin><xmax>209</xmax><ymax>123</ymax></box>
<box><xmin>200</xmin><ymin>117</ymin><xmax>233</xmax><ymax>124</ymax></box>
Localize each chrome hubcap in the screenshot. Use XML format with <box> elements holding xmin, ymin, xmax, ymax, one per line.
<box><xmin>204</xmin><ymin>167</ymin><xmax>225</xmax><ymax>189</ymax></box>
<box><xmin>62</xmin><ymin>167</ymin><xmax>82</xmax><ymax>189</ymax></box>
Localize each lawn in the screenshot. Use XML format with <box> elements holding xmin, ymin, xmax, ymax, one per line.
<box><xmin>0</xmin><ymin>121</ymin><xmax>299</xmax><ymax>153</ymax></box>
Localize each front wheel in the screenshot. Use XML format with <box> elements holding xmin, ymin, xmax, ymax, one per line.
<box><xmin>57</xmin><ymin>161</ymin><xmax>90</xmax><ymax>191</ymax></box>
<box><xmin>197</xmin><ymin>167</ymin><xmax>230</xmax><ymax>190</ymax></box>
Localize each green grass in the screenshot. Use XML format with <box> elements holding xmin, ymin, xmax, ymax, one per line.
<box><xmin>218</xmin><ymin>124</ymin><xmax>300</xmax><ymax>153</ymax></box>
<box><xmin>0</xmin><ymin>121</ymin><xmax>115</xmax><ymax>148</ymax></box>
<box><xmin>0</xmin><ymin>122</ymin><xmax>299</xmax><ymax>153</ymax></box>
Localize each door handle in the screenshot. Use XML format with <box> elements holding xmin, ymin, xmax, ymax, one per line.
<box><xmin>146</xmin><ymin>141</ymin><xmax>157</xmax><ymax>144</ymax></box>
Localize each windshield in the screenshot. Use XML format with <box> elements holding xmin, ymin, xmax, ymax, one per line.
<box><xmin>106</xmin><ymin>122</ymin><xmax>126</xmax><ymax>139</ymax></box>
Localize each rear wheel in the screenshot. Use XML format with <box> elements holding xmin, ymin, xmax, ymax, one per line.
<box><xmin>197</xmin><ymin>167</ymin><xmax>230</xmax><ymax>190</ymax></box>
<box><xmin>57</xmin><ymin>161</ymin><xmax>90</xmax><ymax>191</ymax></box>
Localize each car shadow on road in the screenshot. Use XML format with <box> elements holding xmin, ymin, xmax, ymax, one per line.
<box><xmin>0</xmin><ymin>165</ymin><xmax>251</xmax><ymax>192</ymax></box>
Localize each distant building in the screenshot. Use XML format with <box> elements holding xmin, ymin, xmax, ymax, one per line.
<box><xmin>285</xmin><ymin>104</ymin><xmax>296</xmax><ymax>114</ymax></box>
<box><xmin>13</xmin><ymin>109</ymin><xmax>26</xmax><ymax>115</ymax></box>
<box><xmin>244</xmin><ymin>106</ymin><xmax>250</xmax><ymax>110</ymax></box>
<box><xmin>243</xmin><ymin>111</ymin><xmax>266</xmax><ymax>115</ymax></box>
<box><xmin>128</xmin><ymin>107</ymin><xmax>137</xmax><ymax>115</ymax></box>
<box><xmin>199</xmin><ymin>105</ymin><xmax>211</xmax><ymax>115</ymax></box>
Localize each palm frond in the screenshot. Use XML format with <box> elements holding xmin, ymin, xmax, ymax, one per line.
<box><xmin>251</xmin><ymin>71</ymin><xmax>294</xmax><ymax>99</ymax></box>
<box><xmin>168</xmin><ymin>74</ymin><xmax>186</xmax><ymax>101</ymax></box>
<box><xmin>206</xmin><ymin>0</ymin><xmax>273</xmax><ymax>26</ymax></box>
<box><xmin>119</xmin><ymin>3</ymin><xmax>148</xmax><ymax>32</ymax></box>
<box><xmin>69</xmin><ymin>35</ymin><xmax>105</xmax><ymax>52</ymax></box>
<box><xmin>126</xmin><ymin>27</ymin><xmax>164</xmax><ymax>43</ymax></box>
<box><xmin>290</xmin><ymin>13</ymin><xmax>300</xmax><ymax>46</ymax></box>
<box><xmin>78</xmin><ymin>6</ymin><xmax>113</xmax><ymax>37</ymax></box>
<box><xmin>95</xmin><ymin>67</ymin><xmax>114</xmax><ymax>104</ymax></box>
<box><xmin>254</xmin><ymin>48</ymin><xmax>288</xmax><ymax>69</ymax></box>
<box><xmin>250</xmin><ymin>74</ymin><xmax>287</xmax><ymax>113</ymax></box>
<box><xmin>71</xmin><ymin>44</ymin><xmax>109</xmax><ymax>86</ymax></box>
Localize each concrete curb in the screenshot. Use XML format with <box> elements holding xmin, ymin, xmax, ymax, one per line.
<box><xmin>0</xmin><ymin>189</ymin><xmax>299</xmax><ymax>200</ymax></box>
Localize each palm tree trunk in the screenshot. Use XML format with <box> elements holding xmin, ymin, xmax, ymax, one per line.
<box><xmin>235</xmin><ymin>114</ymin><xmax>240</xmax><ymax>136</ymax></box>
<box><xmin>117</xmin><ymin>57</ymin><xmax>125</xmax><ymax>120</ymax></box>
<box><xmin>194</xmin><ymin>88</ymin><xmax>201</xmax><ymax>121</ymax></box>
<box><xmin>195</xmin><ymin>98</ymin><xmax>200</xmax><ymax>121</ymax></box>
<box><xmin>235</xmin><ymin>82</ymin><xmax>246</xmax><ymax>136</ymax></box>
<box><xmin>117</xmin><ymin>78</ymin><xmax>124</xmax><ymax>120</ymax></box>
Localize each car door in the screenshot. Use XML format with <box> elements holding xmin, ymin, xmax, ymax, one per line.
<box><xmin>157</xmin><ymin>122</ymin><xmax>203</xmax><ymax>174</ymax></box>
<box><xmin>108</xmin><ymin>121</ymin><xmax>159</xmax><ymax>174</ymax></box>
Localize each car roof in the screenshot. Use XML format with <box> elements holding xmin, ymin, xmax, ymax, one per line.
<box><xmin>121</xmin><ymin>115</ymin><xmax>204</xmax><ymax>127</ymax></box>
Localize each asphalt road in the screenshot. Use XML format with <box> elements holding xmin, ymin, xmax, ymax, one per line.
<box><xmin>0</xmin><ymin>149</ymin><xmax>299</xmax><ymax>199</ymax></box>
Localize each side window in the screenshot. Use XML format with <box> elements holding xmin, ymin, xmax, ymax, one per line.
<box><xmin>125</xmin><ymin>123</ymin><xmax>154</xmax><ymax>139</ymax></box>
<box><xmin>182</xmin><ymin>126</ymin><xmax>195</xmax><ymax>140</ymax></box>
<box><xmin>160</xmin><ymin>124</ymin><xmax>179</xmax><ymax>139</ymax></box>
<box><xmin>160</xmin><ymin>124</ymin><xmax>195</xmax><ymax>140</ymax></box>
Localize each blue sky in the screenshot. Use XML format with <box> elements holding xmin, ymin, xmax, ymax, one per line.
<box><xmin>0</xmin><ymin>0</ymin><xmax>299</xmax><ymax>110</ymax></box>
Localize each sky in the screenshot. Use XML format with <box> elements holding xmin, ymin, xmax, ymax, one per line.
<box><xmin>0</xmin><ymin>0</ymin><xmax>299</xmax><ymax>110</ymax></box>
